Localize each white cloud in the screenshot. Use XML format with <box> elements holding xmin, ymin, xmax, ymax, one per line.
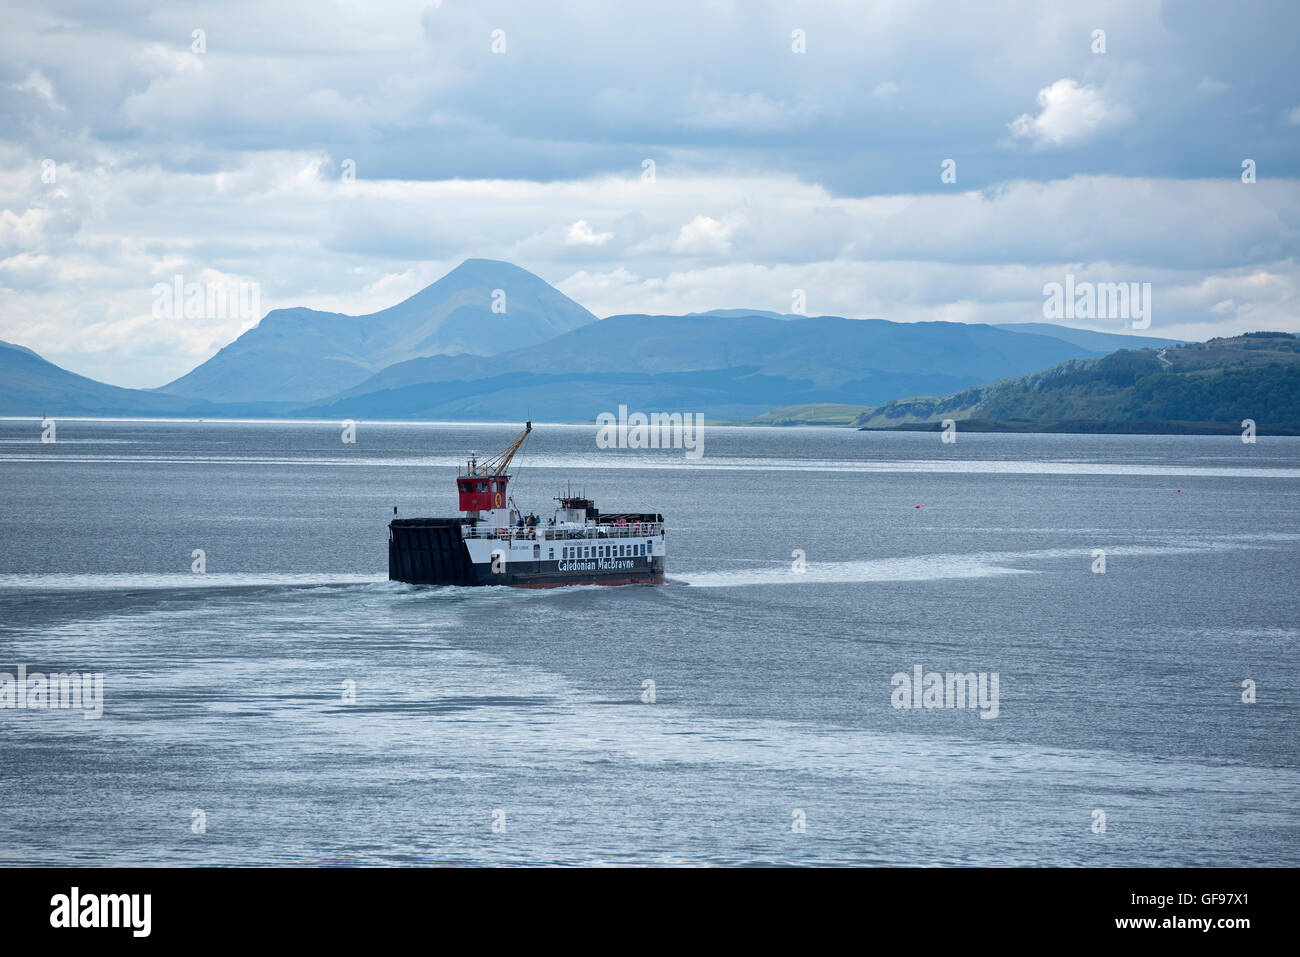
<box><xmin>132</xmin><ymin>43</ymin><xmax>205</xmax><ymax>78</ymax></box>
<box><xmin>671</xmin><ymin>215</ymin><xmax>734</xmax><ymax>255</ymax></box>
<box><xmin>11</xmin><ymin>70</ymin><xmax>65</xmax><ymax>111</ymax></box>
<box><xmin>1008</xmin><ymin>78</ymin><xmax>1131</xmax><ymax>147</ymax></box>
<box><xmin>559</xmin><ymin>258</ymin><xmax>1300</xmax><ymax>345</ymax></box>
<box><xmin>4</xmin><ymin>156</ymin><xmax>1299</xmax><ymax>387</ymax></box>
<box><xmin>872</xmin><ymin>81</ymin><xmax>900</xmax><ymax>100</ymax></box>
<box><xmin>566</xmin><ymin>219</ymin><xmax>613</xmax><ymax>246</ymax></box>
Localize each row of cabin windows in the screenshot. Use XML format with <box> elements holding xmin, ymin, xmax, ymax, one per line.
<box><xmin>459</xmin><ymin>480</ymin><xmax>502</xmax><ymax>493</ymax></box>
<box><xmin>558</xmin><ymin>543</ymin><xmax>648</xmax><ymax>560</ymax></box>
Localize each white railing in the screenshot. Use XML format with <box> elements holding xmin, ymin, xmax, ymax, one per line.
<box><xmin>462</xmin><ymin>523</ymin><xmax>663</xmax><ymax>542</ymax></box>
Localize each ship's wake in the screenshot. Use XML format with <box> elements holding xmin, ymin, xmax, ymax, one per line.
<box><xmin>0</xmin><ymin>572</ymin><xmax>385</xmax><ymax>592</ymax></box>
<box><xmin>674</xmin><ymin>538</ymin><xmax>1284</xmax><ymax>588</ymax></box>
<box><xmin>674</xmin><ymin>555</ymin><xmax>1032</xmax><ymax>588</ymax></box>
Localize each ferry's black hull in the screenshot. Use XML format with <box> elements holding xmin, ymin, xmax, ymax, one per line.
<box><xmin>388</xmin><ymin>518</ymin><xmax>664</xmax><ymax>587</ymax></box>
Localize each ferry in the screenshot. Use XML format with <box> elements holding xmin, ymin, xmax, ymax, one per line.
<box><xmin>388</xmin><ymin>422</ymin><xmax>665</xmax><ymax>587</ymax></box>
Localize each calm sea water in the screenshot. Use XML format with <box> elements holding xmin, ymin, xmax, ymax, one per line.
<box><xmin>0</xmin><ymin>419</ymin><xmax>1296</xmax><ymax>866</ymax></box>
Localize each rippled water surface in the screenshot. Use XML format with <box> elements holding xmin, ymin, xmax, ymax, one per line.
<box><xmin>1</xmin><ymin>419</ymin><xmax>1296</xmax><ymax>865</ymax></box>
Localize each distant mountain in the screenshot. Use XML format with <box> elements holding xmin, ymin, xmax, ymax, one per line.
<box><xmin>303</xmin><ymin>315</ymin><xmax>1104</xmax><ymax>420</ymax></box>
<box><xmin>687</xmin><ymin>308</ymin><xmax>797</xmax><ymax>320</ymax></box>
<box><xmin>0</xmin><ymin>340</ymin><xmax>221</xmax><ymax>417</ymax></box>
<box><xmin>855</xmin><ymin>333</ymin><xmax>1300</xmax><ymax>434</ymax></box>
<box><xmin>8</xmin><ymin>256</ymin><xmax>1232</xmax><ymax>424</ymax></box>
<box><xmin>735</xmin><ymin>403</ymin><xmax>871</xmax><ymax>426</ymax></box>
<box><xmin>993</xmin><ymin>322</ymin><xmax>1183</xmax><ymax>353</ymax></box>
<box><xmin>158</xmin><ymin>259</ymin><xmax>596</xmax><ymax>403</ymax></box>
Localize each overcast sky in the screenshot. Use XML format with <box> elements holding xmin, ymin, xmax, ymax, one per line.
<box><xmin>2</xmin><ymin>0</ymin><xmax>1298</xmax><ymax>387</ymax></box>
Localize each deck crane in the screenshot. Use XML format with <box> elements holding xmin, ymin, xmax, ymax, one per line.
<box><xmin>465</xmin><ymin>420</ymin><xmax>531</xmax><ymax>477</ymax></box>
<box><xmin>457</xmin><ymin>422</ymin><xmax>532</xmax><ymax>516</ymax></box>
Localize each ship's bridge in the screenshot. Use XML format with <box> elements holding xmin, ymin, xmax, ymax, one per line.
<box><xmin>457</xmin><ymin>473</ymin><xmax>510</xmax><ymax>512</ymax></box>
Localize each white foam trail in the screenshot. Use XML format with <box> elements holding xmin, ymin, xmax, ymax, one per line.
<box><xmin>677</xmin><ymin>538</ymin><xmax>1289</xmax><ymax>588</ymax></box>
<box><xmin>678</xmin><ymin>557</ymin><xmax>1032</xmax><ymax>588</ymax></box>
<box><xmin>0</xmin><ymin>572</ymin><xmax>384</xmax><ymax>591</ymax></box>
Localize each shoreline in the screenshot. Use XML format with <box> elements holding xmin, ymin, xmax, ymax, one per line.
<box><xmin>5</xmin><ymin>414</ymin><xmax>1300</xmax><ymax>438</ymax></box>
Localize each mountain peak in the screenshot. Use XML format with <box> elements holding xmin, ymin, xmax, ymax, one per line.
<box><xmin>440</xmin><ymin>257</ymin><xmax>546</xmax><ymax>283</ymax></box>
<box><xmin>454</xmin><ymin>256</ymin><xmax>518</xmax><ymax>270</ymax></box>
<box><xmin>392</xmin><ymin>259</ymin><xmax>568</xmax><ymax>307</ymax></box>
<box><xmin>158</xmin><ymin>259</ymin><xmax>597</xmax><ymax>403</ymax></box>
